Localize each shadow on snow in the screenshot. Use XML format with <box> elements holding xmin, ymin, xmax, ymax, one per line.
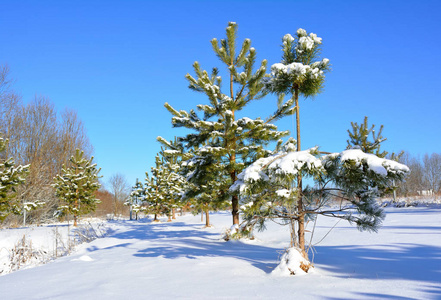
<box><xmin>88</xmin><ymin>218</ymin><xmax>280</xmax><ymax>274</ymax></box>
<box><xmin>315</xmin><ymin>242</ymin><xmax>441</xmax><ymax>299</ymax></box>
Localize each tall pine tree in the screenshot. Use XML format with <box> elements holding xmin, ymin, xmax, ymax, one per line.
<box><xmin>232</xmin><ymin>29</ymin><xmax>409</xmax><ymax>273</ymax></box>
<box><xmin>263</xmin><ymin>28</ymin><xmax>330</xmax><ymax>254</ymax></box>
<box><xmin>164</xmin><ymin>22</ymin><xmax>293</xmax><ymax>226</ymax></box>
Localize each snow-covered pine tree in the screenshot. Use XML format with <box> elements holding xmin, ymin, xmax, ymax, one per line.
<box><xmin>180</xmin><ymin>145</ymin><xmax>230</xmax><ymax>228</ymax></box>
<box><xmin>164</xmin><ymin>22</ymin><xmax>293</xmax><ymax>226</ymax></box>
<box><xmin>144</xmin><ymin>155</ymin><xmax>167</xmax><ymax>222</ymax></box>
<box><xmin>347</xmin><ymin>116</ymin><xmax>388</xmax><ymax>157</ymax></box>
<box><xmin>53</xmin><ymin>149</ymin><xmax>101</xmax><ymax>226</ymax></box>
<box><xmin>156</xmin><ymin>137</ymin><xmax>188</xmax><ymax>220</ymax></box>
<box><xmin>0</xmin><ymin>136</ymin><xmax>29</xmax><ymax>221</ymax></box>
<box><xmin>127</xmin><ymin>179</ymin><xmax>145</xmax><ymax>220</ymax></box>
<box><xmin>232</xmin><ymin>135</ymin><xmax>410</xmax><ymax>274</ymax></box>
<box><xmin>231</xmin><ymin>29</ymin><xmax>410</xmax><ymax>274</ymax></box>
<box><xmin>261</xmin><ymin>28</ymin><xmax>330</xmax><ymax>256</ymax></box>
<box><xmin>144</xmin><ymin>150</ymin><xmax>185</xmax><ymax>222</ymax></box>
<box><xmin>347</xmin><ymin>116</ymin><xmax>404</xmax><ymax>201</ymax></box>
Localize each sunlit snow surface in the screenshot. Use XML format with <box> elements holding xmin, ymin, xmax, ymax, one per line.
<box><xmin>1</xmin><ymin>206</ymin><xmax>440</xmax><ymax>299</ymax></box>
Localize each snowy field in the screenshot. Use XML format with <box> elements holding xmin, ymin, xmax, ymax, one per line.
<box><xmin>0</xmin><ymin>207</ymin><xmax>440</xmax><ymax>300</ymax></box>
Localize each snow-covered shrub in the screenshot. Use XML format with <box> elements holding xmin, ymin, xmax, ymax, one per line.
<box><xmin>1</xmin><ymin>235</ymin><xmax>48</xmax><ymax>274</ymax></box>
<box><xmin>272</xmin><ymin>248</ymin><xmax>314</xmax><ymax>276</ymax></box>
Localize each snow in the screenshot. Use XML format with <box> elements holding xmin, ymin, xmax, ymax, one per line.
<box><xmin>271</xmin><ymin>247</ymin><xmax>314</xmax><ymax>276</ymax></box>
<box><xmin>163</xmin><ymin>150</ymin><xmax>180</xmax><ymax>155</ymax></box>
<box><xmin>339</xmin><ymin>149</ymin><xmax>410</xmax><ymax>176</ymax></box>
<box><xmin>268</xmin><ymin>149</ymin><xmax>323</xmax><ymax>176</ymax></box>
<box><xmin>0</xmin><ymin>207</ymin><xmax>440</xmax><ymax>299</ymax></box>
<box><xmin>282</xmin><ymin>34</ymin><xmax>294</xmax><ymax>43</ymax></box>
<box><xmin>271</xmin><ymin>62</ymin><xmax>309</xmax><ymax>76</ymax></box>
<box><xmin>231</xmin><ymin>148</ymin><xmax>324</xmax><ymax>193</ymax></box>
<box><xmin>275</xmin><ymin>189</ymin><xmax>291</xmax><ymax>198</ymax></box>
<box><xmin>296</xmin><ymin>28</ymin><xmax>307</xmax><ymax>37</ymax></box>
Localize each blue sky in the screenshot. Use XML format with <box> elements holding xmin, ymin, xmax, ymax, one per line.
<box><xmin>1</xmin><ymin>0</ymin><xmax>440</xmax><ymax>188</ymax></box>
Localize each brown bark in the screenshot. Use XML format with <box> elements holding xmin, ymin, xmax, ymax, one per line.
<box><xmin>172</xmin><ymin>208</ymin><xmax>176</xmax><ymax>219</ymax></box>
<box><xmin>294</xmin><ymin>88</ymin><xmax>307</xmax><ymax>258</ymax></box>
<box><xmin>232</xmin><ymin>194</ymin><xmax>240</xmax><ymax>225</ymax></box>
<box><xmin>205</xmin><ymin>209</ymin><xmax>210</xmax><ymax>227</ymax></box>
<box><xmin>229</xmin><ymin>52</ymin><xmax>240</xmax><ymax>226</ymax></box>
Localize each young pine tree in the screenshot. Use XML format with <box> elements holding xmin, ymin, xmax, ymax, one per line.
<box><xmin>144</xmin><ymin>151</ymin><xmax>186</xmax><ymax>222</ymax></box>
<box><xmin>181</xmin><ymin>145</ymin><xmax>230</xmax><ymax>228</ymax></box>
<box><xmin>263</xmin><ymin>28</ymin><xmax>330</xmax><ymax>255</ymax></box>
<box><xmin>127</xmin><ymin>179</ymin><xmax>145</xmax><ymax>220</ymax></box>
<box><xmin>164</xmin><ymin>22</ymin><xmax>293</xmax><ymax>226</ymax></box>
<box><xmin>0</xmin><ymin>136</ymin><xmax>29</xmax><ymax>221</ymax></box>
<box><xmin>232</xmin><ymin>30</ymin><xmax>409</xmax><ymax>274</ymax></box>
<box><xmin>347</xmin><ymin>116</ymin><xmax>388</xmax><ymax>157</ymax></box>
<box><xmin>144</xmin><ymin>156</ymin><xmax>168</xmax><ymax>222</ymax></box>
<box><xmin>53</xmin><ymin>149</ymin><xmax>101</xmax><ymax>226</ymax></box>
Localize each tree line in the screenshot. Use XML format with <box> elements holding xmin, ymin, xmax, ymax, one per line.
<box><xmin>0</xmin><ymin>64</ymin><xmax>115</xmax><ymax>225</ymax></box>
<box><xmin>398</xmin><ymin>152</ymin><xmax>441</xmax><ymax>198</ymax></box>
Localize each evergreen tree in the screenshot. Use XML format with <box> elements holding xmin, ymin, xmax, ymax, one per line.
<box><xmin>164</xmin><ymin>22</ymin><xmax>292</xmax><ymax>226</ymax></box>
<box><xmin>262</xmin><ymin>28</ymin><xmax>330</xmax><ymax>255</ymax></box>
<box><xmin>53</xmin><ymin>149</ymin><xmax>101</xmax><ymax>226</ymax></box>
<box><xmin>0</xmin><ymin>136</ymin><xmax>29</xmax><ymax>221</ymax></box>
<box><xmin>231</xmin><ymin>29</ymin><xmax>409</xmax><ymax>273</ymax></box>
<box><xmin>144</xmin><ymin>151</ymin><xmax>185</xmax><ymax>222</ymax></box>
<box><xmin>127</xmin><ymin>179</ymin><xmax>145</xmax><ymax>220</ymax></box>
<box><xmin>347</xmin><ymin>116</ymin><xmax>388</xmax><ymax>157</ymax></box>
<box><xmin>157</xmin><ymin>138</ymin><xmax>188</xmax><ymax>220</ymax></box>
<box><xmin>180</xmin><ymin>145</ymin><xmax>230</xmax><ymax>227</ymax></box>
<box><xmin>232</xmin><ymin>138</ymin><xmax>409</xmax><ymax>272</ymax></box>
<box><xmin>144</xmin><ymin>156</ymin><xmax>167</xmax><ymax>222</ymax></box>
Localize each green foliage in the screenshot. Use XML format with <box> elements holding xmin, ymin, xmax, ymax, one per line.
<box><xmin>0</xmin><ymin>137</ymin><xmax>29</xmax><ymax>221</ymax></box>
<box><xmin>235</xmin><ymin>146</ymin><xmax>410</xmax><ymax>236</ymax></box>
<box><xmin>180</xmin><ymin>144</ymin><xmax>231</xmax><ymax>214</ymax></box>
<box><xmin>144</xmin><ymin>139</ymin><xmax>187</xmax><ymax>220</ymax></box>
<box><xmin>53</xmin><ymin>149</ymin><xmax>101</xmax><ymax>223</ymax></box>
<box><xmin>264</xmin><ymin>29</ymin><xmax>330</xmax><ymax>98</ymax></box>
<box><xmin>164</xmin><ymin>22</ymin><xmax>296</xmax><ymax>224</ymax></box>
<box><xmin>347</xmin><ymin>116</ymin><xmax>388</xmax><ymax>157</ymax></box>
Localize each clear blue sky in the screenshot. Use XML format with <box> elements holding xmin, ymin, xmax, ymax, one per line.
<box><xmin>1</xmin><ymin>0</ymin><xmax>440</xmax><ymax>188</ymax></box>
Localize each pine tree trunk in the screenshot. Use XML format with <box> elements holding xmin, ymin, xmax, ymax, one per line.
<box><xmin>172</xmin><ymin>208</ymin><xmax>176</xmax><ymax>219</ymax></box>
<box><xmin>205</xmin><ymin>209</ymin><xmax>210</xmax><ymax>227</ymax></box>
<box><xmin>153</xmin><ymin>213</ymin><xmax>158</xmax><ymax>222</ymax></box>
<box><xmin>294</xmin><ymin>88</ymin><xmax>307</xmax><ymax>259</ymax></box>
<box><xmin>232</xmin><ymin>195</ymin><xmax>240</xmax><ymax>225</ymax></box>
<box><xmin>229</xmin><ymin>54</ymin><xmax>240</xmax><ymax>226</ymax></box>
<box><xmin>74</xmin><ymin>190</ymin><xmax>78</xmax><ymax>227</ymax></box>
<box><xmin>231</xmin><ymin>152</ymin><xmax>239</xmax><ymax>225</ymax></box>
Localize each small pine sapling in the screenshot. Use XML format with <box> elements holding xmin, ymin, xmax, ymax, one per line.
<box><xmin>0</xmin><ymin>136</ymin><xmax>30</xmax><ymax>221</ymax></box>
<box><xmin>53</xmin><ymin>149</ymin><xmax>101</xmax><ymax>226</ymax></box>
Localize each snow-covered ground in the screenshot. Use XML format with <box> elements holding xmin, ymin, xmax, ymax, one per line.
<box><xmin>0</xmin><ymin>207</ymin><xmax>440</xmax><ymax>299</ymax></box>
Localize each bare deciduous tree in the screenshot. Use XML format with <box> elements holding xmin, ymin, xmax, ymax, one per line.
<box><xmin>0</xmin><ymin>65</ymin><xmax>94</xmax><ymax>224</ymax></box>
<box><xmin>108</xmin><ymin>173</ymin><xmax>130</xmax><ymax>216</ymax></box>
<box><xmin>423</xmin><ymin>153</ymin><xmax>441</xmax><ymax>199</ymax></box>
